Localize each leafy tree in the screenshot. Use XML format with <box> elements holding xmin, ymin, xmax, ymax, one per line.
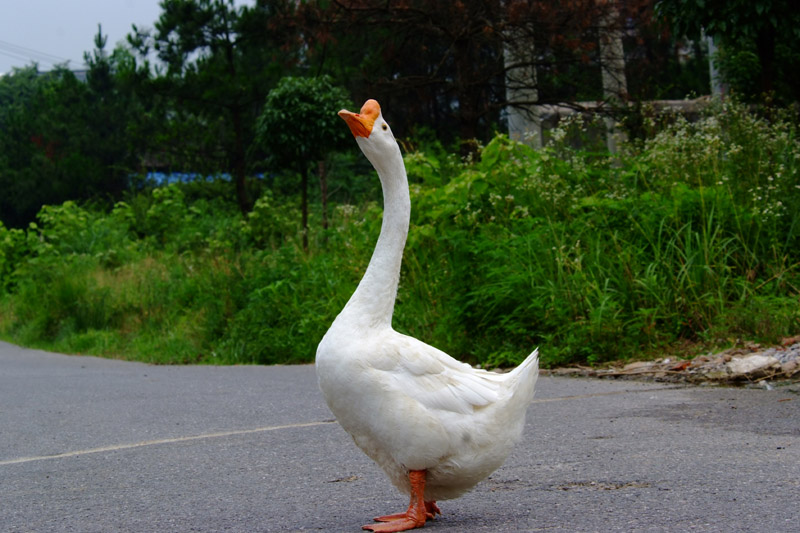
<box><xmin>256</xmin><ymin>76</ymin><xmax>351</xmax><ymax>251</ymax></box>
<box><xmin>0</xmin><ymin>69</ymin><xmax>98</xmax><ymax>226</ymax></box>
<box><xmin>129</xmin><ymin>0</ymin><xmax>301</xmax><ymax>213</ymax></box>
<box><xmin>82</xmin><ymin>26</ymin><xmax>146</xmax><ymax>198</ymax></box>
<box><xmin>0</xmin><ymin>28</ymin><xmax>142</xmax><ymax>227</ymax></box>
<box><xmin>655</xmin><ymin>0</ymin><xmax>800</xmax><ymax>99</ymax></box>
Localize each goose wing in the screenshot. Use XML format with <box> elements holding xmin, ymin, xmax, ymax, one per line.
<box><xmin>374</xmin><ymin>331</ymin><xmax>506</xmax><ymax>415</ymax></box>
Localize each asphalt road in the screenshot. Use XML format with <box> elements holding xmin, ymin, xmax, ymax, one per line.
<box><xmin>1</xmin><ymin>341</ymin><xmax>798</xmax><ymax>532</ymax></box>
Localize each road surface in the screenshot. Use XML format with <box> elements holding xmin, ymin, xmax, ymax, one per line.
<box><xmin>1</xmin><ymin>341</ymin><xmax>798</xmax><ymax>532</ymax></box>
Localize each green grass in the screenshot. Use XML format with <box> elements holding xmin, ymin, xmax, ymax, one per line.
<box><xmin>1</xmin><ymin>99</ymin><xmax>798</xmax><ymax>367</ymax></box>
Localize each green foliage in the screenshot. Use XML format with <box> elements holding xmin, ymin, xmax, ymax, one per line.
<box><xmin>655</xmin><ymin>0</ymin><xmax>800</xmax><ymax>100</ymax></box>
<box><xmin>244</xmin><ymin>190</ymin><xmax>298</xmax><ymax>249</ymax></box>
<box><xmin>0</xmin><ymin>100</ymin><xmax>798</xmax><ymax>367</ymax></box>
<box><xmin>0</xmin><ymin>223</ymin><xmax>25</xmax><ymax>292</ymax></box>
<box><xmin>256</xmin><ymin>76</ymin><xmax>352</xmax><ymax>172</ymax></box>
<box><xmin>655</xmin><ymin>0</ymin><xmax>800</xmax><ymax>43</ymax></box>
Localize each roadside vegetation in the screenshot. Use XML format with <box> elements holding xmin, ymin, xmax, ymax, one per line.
<box><xmin>1</xmin><ymin>100</ymin><xmax>798</xmax><ymax>367</ymax></box>
<box><xmin>2</xmin><ymin>1</ymin><xmax>798</xmax><ymax>367</ymax></box>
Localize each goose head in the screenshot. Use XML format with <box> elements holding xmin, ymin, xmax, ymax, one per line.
<box><xmin>338</xmin><ymin>99</ymin><xmax>403</xmax><ymax>179</ymax></box>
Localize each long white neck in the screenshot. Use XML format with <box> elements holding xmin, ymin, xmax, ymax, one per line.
<box><xmin>337</xmin><ymin>142</ymin><xmax>410</xmax><ymax>330</ymax></box>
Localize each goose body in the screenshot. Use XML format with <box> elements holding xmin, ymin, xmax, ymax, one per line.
<box><xmin>316</xmin><ymin>99</ymin><xmax>539</xmax><ymax>531</ymax></box>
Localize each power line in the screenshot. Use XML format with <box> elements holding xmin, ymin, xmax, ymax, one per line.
<box><xmin>0</xmin><ymin>48</ymin><xmax>34</xmax><ymax>63</ymax></box>
<box><xmin>0</xmin><ymin>38</ymin><xmax>73</xmax><ymax>63</ymax></box>
<box><xmin>0</xmin><ymin>38</ymin><xmax>81</xmax><ymax>68</ymax></box>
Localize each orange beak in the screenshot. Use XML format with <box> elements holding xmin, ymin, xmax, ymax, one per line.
<box><xmin>338</xmin><ymin>99</ymin><xmax>381</xmax><ymax>138</ymax></box>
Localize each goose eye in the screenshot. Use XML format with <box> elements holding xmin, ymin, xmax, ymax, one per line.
<box><xmin>382</xmin><ymin>123</ymin><xmax>388</xmax><ymax>131</ymax></box>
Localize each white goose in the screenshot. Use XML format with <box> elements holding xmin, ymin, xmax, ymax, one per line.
<box><xmin>316</xmin><ymin>99</ymin><xmax>539</xmax><ymax>532</ymax></box>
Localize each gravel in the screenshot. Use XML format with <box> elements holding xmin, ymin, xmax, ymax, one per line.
<box><xmin>548</xmin><ymin>337</ymin><xmax>800</xmax><ymax>385</ymax></box>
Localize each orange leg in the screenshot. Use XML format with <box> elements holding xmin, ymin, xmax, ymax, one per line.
<box><xmin>362</xmin><ymin>470</ymin><xmax>441</xmax><ymax>532</ymax></box>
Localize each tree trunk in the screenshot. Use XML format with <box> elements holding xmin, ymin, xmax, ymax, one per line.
<box><xmin>454</xmin><ymin>38</ymin><xmax>481</xmax><ymax>154</ymax></box>
<box><xmin>231</xmin><ymin>105</ymin><xmax>251</xmax><ymax>215</ymax></box>
<box><xmin>222</xmin><ymin>27</ymin><xmax>250</xmax><ymax>215</ymax></box>
<box><xmin>301</xmin><ymin>166</ymin><xmax>309</xmax><ymax>252</ymax></box>
<box><xmin>755</xmin><ymin>26</ymin><xmax>776</xmax><ymax>95</ymax></box>
<box><xmin>318</xmin><ymin>159</ymin><xmax>328</xmax><ymax>233</ymax></box>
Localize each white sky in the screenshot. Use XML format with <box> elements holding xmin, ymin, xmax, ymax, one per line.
<box><xmin>0</xmin><ymin>0</ymin><xmax>252</xmax><ymax>75</ymax></box>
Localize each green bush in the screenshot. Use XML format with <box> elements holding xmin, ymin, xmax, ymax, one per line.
<box><xmin>0</xmin><ymin>100</ymin><xmax>797</xmax><ymax>367</ymax></box>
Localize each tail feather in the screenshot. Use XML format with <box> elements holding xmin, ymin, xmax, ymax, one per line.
<box><xmin>506</xmin><ymin>347</ymin><xmax>539</xmax><ymax>404</ymax></box>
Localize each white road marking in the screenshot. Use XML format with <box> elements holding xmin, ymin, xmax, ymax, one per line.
<box><xmin>531</xmin><ymin>386</ymin><xmax>681</xmax><ymax>403</ymax></box>
<box><xmin>2</xmin><ymin>386</ymin><xmax>680</xmax><ymax>467</ymax></box>
<box><xmin>0</xmin><ymin>420</ymin><xmax>336</xmax><ymax>466</ymax></box>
